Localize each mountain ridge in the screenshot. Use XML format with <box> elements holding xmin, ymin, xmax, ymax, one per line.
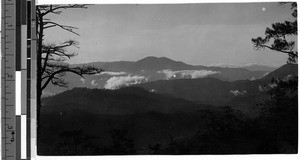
<box><xmin>42</xmin><ymin>86</ymin><xmax>212</xmax><ymax>115</ymax></box>
<box><xmin>71</xmin><ymin>56</ymin><xmax>268</xmax><ymax>80</ymax></box>
<box><xmin>44</xmin><ymin>56</ymin><xmax>283</xmax><ymax>95</ymax></box>
<box><xmin>42</xmin><ymin>63</ymin><xmax>297</xmax><ymax>117</ymax></box>
<box><xmin>135</xmin><ymin>63</ymin><xmax>297</xmax><ymax>109</ymax></box>
<box><xmin>74</xmin><ymin>56</ymin><xmax>278</xmax><ymax>70</ymax></box>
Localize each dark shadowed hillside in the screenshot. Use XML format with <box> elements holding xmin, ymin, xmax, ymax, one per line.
<box><xmin>42</xmin><ymin>86</ymin><xmax>212</xmax><ymax>115</ymax></box>
<box><xmin>137</xmin><ymin>77</ymin><xmax>234</xmax><ymax>105</ymax></box>
<box><xmin>136</xmin><ymin>64</ymin><xmax>297</xmax><ymax>113</ymax></box>
<box><xmin>260</xmin><ymin>64</ymin><xmax>298</xmax><ymax>81</ymax></box>
<box><xmin>39</xmin><ymin>87</ymin><xmax>218</xmax><ymax>155</ymax></box>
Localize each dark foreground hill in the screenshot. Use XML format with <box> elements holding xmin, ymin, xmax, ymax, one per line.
<box><xmin>39</xmin><ymin>86</ymin><xmax>217</xmax><ymax>155</ymax></box>
<box><xmin>42</xmin><ymin>86</ymin><xmax>212</xmax><ymax>115</ymax></box>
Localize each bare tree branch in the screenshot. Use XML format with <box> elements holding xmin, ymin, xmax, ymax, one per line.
<box><xmin>259</xmin><ymin>44</ymin><xmax>297</xmax><ymax>57</ymax></box>
<box><xmin>50</xmin><ymin>78</ymin><xmax>68</xmax><ymax>87</ymax></box>
<box><xmin>41</xmin><ymin>66</ymin><xmax>103</xmax><ymax>91</ymax></box>
<box><xmin>40</xmin><ymin>4</ymin><xmax>88</xmax><ymax>17</ymax></box>
<box><xmin>43</xmin><ymin>21</ymin><xmax>80</xmax><ymax>35</ymax></box>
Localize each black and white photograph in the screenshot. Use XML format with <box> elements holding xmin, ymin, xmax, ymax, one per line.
<box><xmin>36</xmin><ymin>2</ymin><xmax>298</xmax><ymax>155</ymax></box>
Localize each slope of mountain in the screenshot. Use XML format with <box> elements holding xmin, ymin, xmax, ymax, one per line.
<box><xmin>242</xmin><ymin>65</ymin><xmax>277</xmax><ymax>72</ymax></box>
<box><xmin>261</xmin><ymin>63</ymin><xmax>298</xmax><ymax>81</ymax></box>
<box><xmin>136</xmin><ymin>64</ymin><xmax>297</xmax><ymax>111</ymax></box>
<box><xmin>136</xmin><ymin>56</ymin><xmax>194</xmax><ymax>70</ymax></box>
<box><xmin>42</xmin><ymin>87</ymin><xmax>211</xmax><ymax>115</ymax></box>
<box><xmin>81</xmin><ymin>56</ymin><xmax>197</xmax><ymax>71</ymax></box>
<box><xmin>136</xmin><ymin>77</ymin><xmax>252</xmax><ymax>107</ymax></box>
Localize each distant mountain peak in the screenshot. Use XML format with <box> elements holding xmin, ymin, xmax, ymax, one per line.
<box><xmin>137</xmin><ymin>56</ymin><xmax>174</xmax><ymax>62</ymax></box>
<box><xmin>134</xmin><ymin>56</ymin><xmax>190</xmax><ymax>70</ymax></box>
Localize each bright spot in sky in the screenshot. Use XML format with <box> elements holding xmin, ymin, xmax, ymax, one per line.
<box><xmin>262</xmin><ymin>7</ymin><xmax>266</xmax><ymax>11</ymax></box>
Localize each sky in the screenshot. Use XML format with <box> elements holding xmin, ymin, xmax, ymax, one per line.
<box><xmin>42</xmin><ymin>2</ymin><xmax>297</xmax><ymax>67</ymax></box>
<box><xmin>0</xmin><ymin>2</ymin><xmax>294</xmax><ymax>67</ymax></box>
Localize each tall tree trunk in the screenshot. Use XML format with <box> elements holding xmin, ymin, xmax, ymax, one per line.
<box><xmin>36</xmin><ymin>11</ymin><xmax>43</xmax><ymax>143</ymax></box>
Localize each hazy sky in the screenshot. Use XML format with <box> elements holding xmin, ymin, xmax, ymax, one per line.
<box><xmin>43</xmin><ymin>3</ymin><xmax>296</xmax><ymax>66</ymax></box>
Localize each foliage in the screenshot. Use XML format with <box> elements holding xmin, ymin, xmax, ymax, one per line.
<box><xmin>251</xmin><ymin>2</ymin><xmax>298</xmax><ymax>152</ymax></box>
<box><xmin>252</xmin><ymin>2</ymin><xmax>297</xmax><ymax>63</ymax></box>
<box><xmin>258</xmin><ymin>76</ymin><xmax>298</xmax><ymax>152</ymax></box>
<box><xmin>104</xmin><ymin>129</ymin><xmax>135</xmax><ymax>154</ymax></box>
<box><xmin>54</xmin><ymin>129</ymin><xmax>100</xmax><ymax>155</ymax></box>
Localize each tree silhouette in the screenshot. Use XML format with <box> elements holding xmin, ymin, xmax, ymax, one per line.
<box><xmin>252</xmin><ymin>3</ymin><xmax>298</xmax><ymax>153</ymax></box>
<box><xmin>257</xmin><ymin>75</ymin><xmax>298</xmax><ymax>153</ymax></box>
<box><xmin>252</xmin><ymin>2</ymin><xmax>297</xmax><ymax>63</ymax></box>
<box><xmin>36</xmin><ymin>5</ymin><xmax>103</xmax><ymax>132</ymax></box>
<box><xmin>107</xmin><ymin>129</ymin><xmax>135</xmax><ymax>154</ymax></box>
<box><xmin>54</xmin><ymin>129</ymin><xmax>99</xmax><ymax>155</ymax></box>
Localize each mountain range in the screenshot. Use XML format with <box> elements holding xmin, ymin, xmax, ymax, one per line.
<box><xmin>40</xmin><ymin>58</ymin><xmax>297</xmax><ymax>155</ymax></box>
<box><xmin>44</xmin><ymin>56</ymin><xmax>278</xmax><ymax>96</ymax></box>
<box><xmin>137</xmin><ymin>63</ymin><xmax>297</xmax><ymax>104</ymax></box>
<box><xmin>42</xmin><ymin>62</ymin><xmax>297</xmax><ymax>116</ymax></box>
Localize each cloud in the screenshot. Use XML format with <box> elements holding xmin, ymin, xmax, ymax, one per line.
<box><xmin>255</xmin><ymin>72</ymin><xmax>269</xmax><ymax>80</ymax></box>
<box><xmin>149</xmin><ymin>89</ymin><xmax>156</xmax><ymax>93</ymax></box>
<box><xmin>96</xmin><ymin>71</ymin><xmax>127</xmax><ymax>76</ymax></box>
<box><xmin>104</xmin><ymin>75</ymin><xmax>147</xmax><ymax>89</ymax></box>
<box><xmin>208</xmin><ymin>63</ymin><xmax>240</xmax><ymax>68</ymax></box>
<box><xmin>283</xmin><ymin>74</ymin><xmax>293</xmax><ymax>82</ymax></box>
<box><xmin>91</xmin><ymin>80</ymin><xmax>98</xmax><ymax>87</ymax></box>
<box><xmin>262</xmin><ymin>72</ymin><xmax>269</xmax><ymax>78</ymax></box>
<box><xmin>261</xmin><ymin>75</ymin><xmax>295</xmax><ymax>90</ymax></box>
<box><xmin>42</xmin><ymin>90</ymin><xmax>56</xmax><ymax>97</ymax></box>
<box><xmin>158</xmin><ymin>69</ymin><xmax>220</xmax><ymax>80</ymax></box>
<box><xmin>258</xmin><ymin>85</ymin><xmax>264</xmax><ymax>92</ymax></box>
<box><xmin>157</xmin><ymin>70</ymin><xmax>177</xmax><ymax>79</ymax></box>
<box><xmin>250</xmin><ymin>76</ymin><xmax>256</xmax><ymax>81</ymax></box>
<box><xmin>80</xmin><ymin>77</ymin><xmax>85</xmax><ymax>84</ymax></box>
<box><xmin>208</xmin><ymin>63</ymin><xmax>267</xmax><ymax>68</ymax></box>
<box><xmin>259</xmin><ymin>81</ymin><xmax>280</xmax><ymax>92</ymax></box>
<box><xmin>230</xmin><ymin>90</ymin><xmax>247</xmax><ymax>96</ymax></box>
